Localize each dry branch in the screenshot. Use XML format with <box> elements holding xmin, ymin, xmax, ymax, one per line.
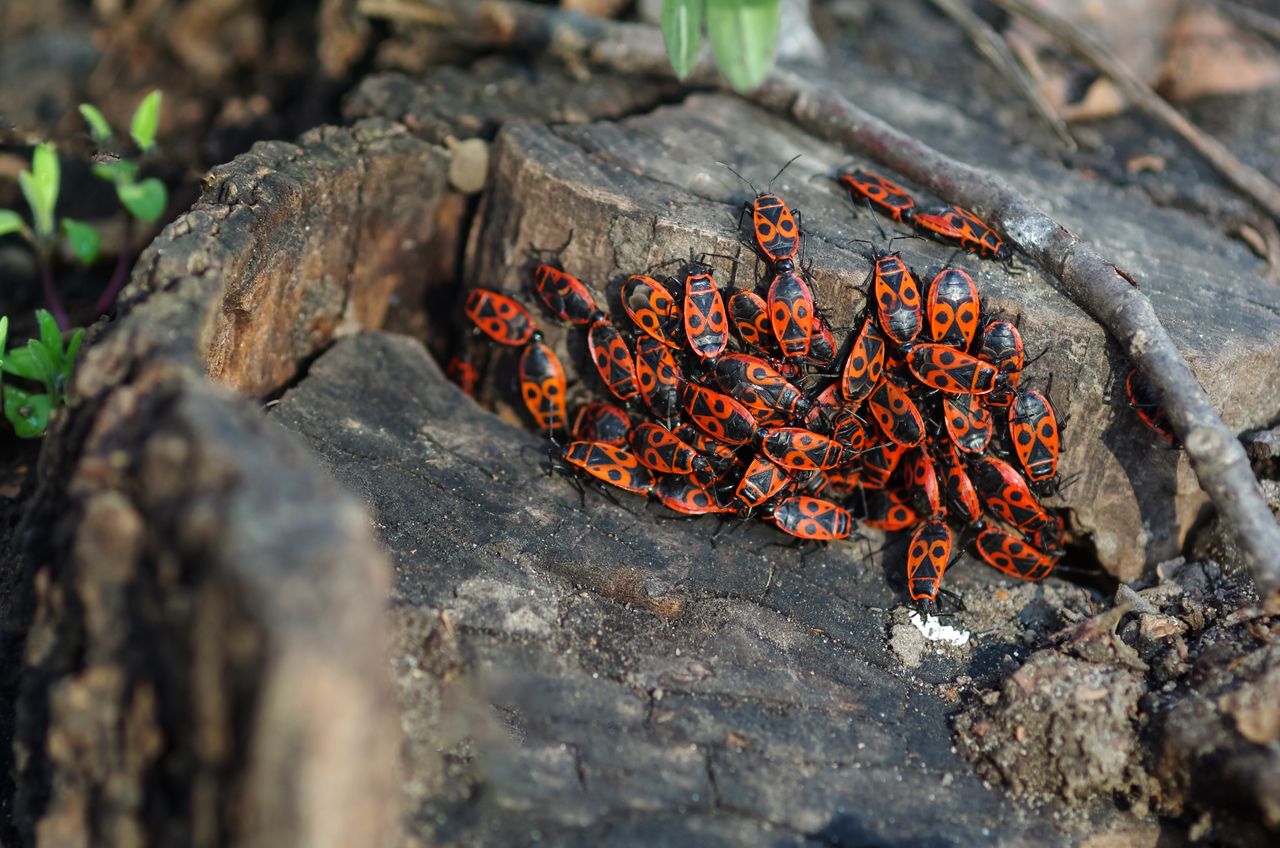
<box><xmin>925</xmin><ymin>0</ymin><xmax>1076</xmax><ymax>151</ymax></box>
<box><xmin>990</xmin><ymin>0</ymin><xmax>1280</xmax><ymax>223</ymax></box>
<box><xmin>359</xmin><ymin>0</ymin><xmax>1280</xmax><ymax>603</ymax></box>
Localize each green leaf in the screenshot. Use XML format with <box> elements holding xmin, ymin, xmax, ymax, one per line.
<box><xmin>27</xmin><ymin>339</ymin><xmax>60</xmax><ymax>395</ymax></box>
<box><xmin>706</xmin><ymin>0</ymin><xmax>781</xmax><ymax>92</ymax></box>
<box><xmin>35</xmin><ymin>308</ymin><xmax>63</xmax><ymax>358</ymax></box>
<box><xmin>92</xmin><ymin>159</ymin><xmax>140</xmax><ymax>186</ymax></box>
<box><xmin>130</xmin><ymin>90</ymin><xmax>162</xmax><ymax>152</ymax></box>
<box><xmin>117</xmin><ymin>178</ymin><xmax>167</xmax><ymax>223</ymax></box>
<box><xmin>2</xmin><ymin>346</ymin><xmax>42</xmax><ymax>380</ymax></box>
<box><xmin>4</xmin><ymin>385</ymin><xmax>52</xmax><ymax>438</ymax></box>
<box><xmin>62</xmin><ymin>218</ymin><xmax>101</xmax><ymax>265</ymax></box>
<box><xmin>0</xmin><ymin>315</ymin><xmax>8</xmax><ymax>371</ymax></box>
<box><xmin>63</xmin><ymin>328</ymin><xmax>84</xmax><ymax>383</ymax></box>
<box><xmin>662</xmin><ymin>0</ymin><xmax>704</xmax><ymax>80</ymax></box>
<box><xmin>18</xmin><ymin>143</ymin><xmax>59</xmax><ymax>241</ymax></box>
<box><xmin>78</xmin><ymin>103</ymin><xmax>114</xmax><ymax>145</ymax></box>
<box><xmin>0</xmin><ymin>209</ymin><xmax>28</xmax><ymax>239</ymax></box>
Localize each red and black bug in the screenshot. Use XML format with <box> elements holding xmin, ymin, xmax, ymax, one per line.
<box><xmin>630</xmin><ymin>422</ymin><xmax>715</xmax><ymax>484</ymax></box>
<box><xmin>861</xmin><ymin>488</ymin><xmax>920</xmax><ymax>532</ymax></box>
<box><xmin>634</xmin><ymin>335</ymin><xmax>683</xmax><ymax>426</ymax></box>
<box><xmin>978</xmin><ymin>320</ymin><xmax>1025</xmax><ymax>407</ymax></box>
<box><xmin>975</xmin><ymin>528</ymin><xmax>1056</xmax><ymax>581</ymax></box>
<box><xmin>906</xmin><ymin>344</ymin><xmax>1000</xmax><ymax>395</ymax></box>
<box><xmin>572</xmin><ymin>402</ymin><xmax>631</xmax><ymax>445</ymax></box>
<box><xmin>734</xmin><ymin>454</ymin><xmax>793</xmax><ymax>510</ymax></box>
<box><xmin>447</xmin><ymin>353</ymin><xmax>479</xmax><ymax>397</ymax></box>
<box><xmin>942</xmin><ymin>392</ymin><xmax>994</xmax><ymax>454</ymax></box>
<box><xmin>941</xmin><ymin>206</ymin><xmax>1010</xmax><ymax>261</ymax></box>
<box><xmin>841</xmin><ymin>316</ymin><xmax>888</xmax><ymax>405</ymax></box>
<box><xmin>867</xmin><ymin>378</ymin><xmax>926</xmax><ymax>447</ymax></box>
<box><xmin>728</xmin><ymin>289</ymin><xmax>777</xmax><ymax>355</ymax></box>
<box><xmin>713</xmin><ymin>353</ymin><xmax>810</xmax><ymax>426</ymax></box>
<box><xmin>809</xmin><ymin>315</ymin><xmax>837</xmax><ymax>368</ymax></box>
<box><xmin>768</xmin><ymin>495</ymin><xmax>853</xmax><ymax>541</ymax></box>
<box><xmin>937</xmin><ymin>441</ymin><xmax>984</xmax><ymax>527</ymax></box>
<box><xmin>826</xmin><ymin>406</ymin><xmax>871</xmax><ymax>452</ymax></box>
<box><xmin>839</xmin><ymin>169</ymin><xmax>915</xmax><ymax>223</ymax></box>
<box><xmin>906</xmin><ymin>519</ymin><xmax>953</xmax><ymax>607</ymax></box>
<box><xmin>532</xmin><ymin>263</ymin><xmax>599</xmax><ymax>325</ymax></box>
<box><xmin>926</xmin><ymin>268</ymin><xmax>980</xmax><ymax>349</ymax></box>
<box><xmin>1008</xmin><ymin>389</ymin><xmax>1060</xmax><ymax>486</ymax></box>
<box><xmin>912</xmin><ymin>211</ymin><xmax>965</xmax><ymax>245</ymax></box>
<box><xmin>519</xmin><ymin>335</ymin><xmax>568</xmax><ymax>434</ymax></box>
<box><xmin>683</xmin><ymin>262</ymin><xmax>730</xmax><ymax>360</ymax></box>
<box><xmin>1124</xmin><ymin>367</ymin><xmax>1177</xmax><ymax>444</ymax></box>
<box><xmin>562</xmin><ymin>441</ymin><xmax>654</xmax><ymax>495</ymax></box>
<box><xmin>1029</xmin><ymin>513</ymin><xmax>1066</xmax><ymax>558</ymax></box>
<box><xmin>860</xmin><ymin>440</ymin><xmax>910</xmax><ymax>489</ymax></box>
<box><xmin>681</xmin><ymin>382</ymin><xmax>758</xmax><ymax>446</ymax></box>
<box><xmin>968</xmin><ymin>455</ymin><xmax>1052</xmax><ymax>535</ymax></box>
<box><xmin>677</xmin><ymin>424</ymin><xmax>742</xmax><ymax>474</ymax></box>
<box><xmin>761</xmin><ymin>427</ymin><xmax>849</xmax><ymax>472</ymax></box>
<box><xmin>587</xmin><ymin>318</ymin><xmax>640</xmax><ymax>402</ymax></box>
<box><xmin>465</xmin><ymin>288</ymin><xmax>535</xmax><ymax>346</ymax></box>
<box><xmin>916</xmin><ymin>205</ymin><xmax>1010</xmax><ymax>261</ymax></box>
<box><xmin>623</xmin><ymin>275</ymin><xmax>682</xmax><ymax>348</ymax></box>
<box><xmin>730</xmin><ymin>157</ymin><xmax>803</xmax><ymax>271</ymax></box>
<box><xmin>871</xmin><ymin>253</ymin><xmax>923</xmax><ymax>347</ymax></box>
<box><xmin>768</xmin><ymin>269</ymin><xmax>816</xmax><ymax>359</ymax></box>
<box><xmin>905</xmin><ymin>446</ymin><xmax>944</xmax><ymax>518</ymax></box>
<box><xmin>657</xmin><ymin>476</ymin><xmax>734</xmax><ymax>516</ymax></box>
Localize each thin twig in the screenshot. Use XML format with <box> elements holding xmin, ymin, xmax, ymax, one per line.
<box><xmin>369</xmin><ymin>0</ymin><xmax>1280</xmax><ymax>603</ymax></box>
<box><xmin>990</xmin><ymin>0</ymin><xmax>1280</xmax><ymax>224</ymax></box>
<box><xmin>1217</xmin><ymin>0</ymin><xmax>1280</xmax><ymax>45</ymax></box>
<box><xmin>925</xmin><ymin>0</ymin><xmax>1076</xmax><ymax>151</ymax></box>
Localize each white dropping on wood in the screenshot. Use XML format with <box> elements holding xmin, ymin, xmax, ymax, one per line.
<box><xmin>909</xmin><ymin>611</ymin><xmax>971</xmax><ymax>647</ymax></box>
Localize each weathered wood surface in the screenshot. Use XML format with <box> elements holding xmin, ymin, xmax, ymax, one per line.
<box><xmin>12</xmin><ymin>366</ymin><xmax>401</xmax><ymax>848</ymax></box>
<box><xmin>272</xmin><ymin>330</ymin><xmax>1145</xmax><ymax>847</ymax></box>
<box><xmin>103</xmin><ymin>118</ymin><xmax>449</xmax><ymax>397</ymax></box>
<box><xmin>2</xmin><ymin>119</ymin><xmax>454</xmax><ymax>847</ymax></box>
<box><xmin>460</xmin><ymin>93</ymin><xmax>1280</xmax><ymax>580</ymax></box>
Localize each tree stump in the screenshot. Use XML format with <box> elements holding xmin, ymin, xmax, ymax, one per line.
<box><xmin>459</xmin><ymin>93</ymin><xmax>1280</xmax><ymax>580</ymax></box>
<box><xmin>271</xmin><ymin>330</ymin><xmax>1132</xmax><ymax>847</ymax></box>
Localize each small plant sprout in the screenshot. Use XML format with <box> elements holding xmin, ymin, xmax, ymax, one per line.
<box><xmin>1</xmin><ymin>309</ymin><xmax>84</xmax><ymax>439</ymax></box>
<box><xmin>1</xmin><ymin>143</ymin><xmax>101</xmax><ymax>328</ymax></box>
<box><xmin>661</xmin><ymin>0</ymin><xmax>782</xmax><ymax>92</ymax></box>
<box><xmin>84</xmin><ymin>90</ymin><xmax>169</xmax><ymax>312</ymax></box>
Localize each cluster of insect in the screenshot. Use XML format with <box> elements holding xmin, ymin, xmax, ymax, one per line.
<box><xmin>454</xmin><ymin>161</ymin><xmax>1170</xmax><ymax>609</ymax></box>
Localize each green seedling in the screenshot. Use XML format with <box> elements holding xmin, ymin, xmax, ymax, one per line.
<box><xmin>83</xmin><ymin>90</ymin><xmax>169</xmax><ymax>313</ymax></box>
<box><xmin>1</xmin><ymin>143</ymin><xmax>102</xmax><ymax>327</ymax></box>
<box><xmin>87</xmin><ymin>91</ymin><xmax>168</xmax><ymax>226</ymax></box>
<box><xmin>1</xmin><ymin>309</ymin><xmax>83</xmax><ymax>439</ymax></box>
<box><xmin>661</xmin><ymin>0</ymin><xmax>781</xmax><ymax>92</ymax></box>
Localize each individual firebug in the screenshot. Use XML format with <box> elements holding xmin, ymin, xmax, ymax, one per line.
<box><xmin>682</xmin><ymin>263</ymin><xmax>730</xmax><ymax>360</ymax></box>
<box><xmin>975</xmin><ymin>528</ymin><xmax>1057</xmax><ymax>581</ymax></box>
<box><xmin>587</xmin><ymin>318</ymin><xmax>640</xmax><ymax>402</ymax></box>
<box><xmin>926</xmin><ymin>268</ymin><xmax>980</xmax><ymax>349</ymax></box>
<box><xmin>839</xmin><ymin>169</ymin><xmax>915</xmax><ymax>223</ymax></box>
<box><xmin>465</xmin><ymin>288</ymin><xmax>535</xmax><ymax>346</ymax></box>
<box><xmin>518</xmin><ymin>334</ymin><xmax>568</xmax><ymax>434</ymax></box>
<box><xmin>562</xmin><ymin>441</ymin><xmax>654</xmax><ymax>495</ymax></box>
<box><xmin>906</xmin><ymin>519</ymin><xmax>953</xmax><ymax>607</ymax></box>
